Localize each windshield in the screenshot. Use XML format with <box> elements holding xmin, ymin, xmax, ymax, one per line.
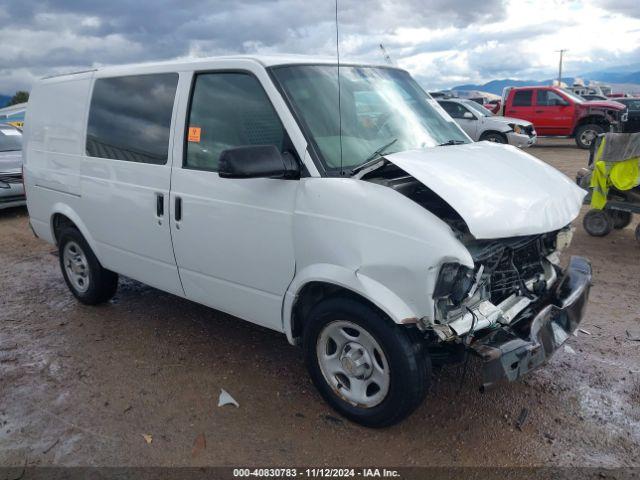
<box><xmin>463</xmin><ymin>100</ymin><xmax>493</xmax><ymax>117</ymax></box>
<box><xmin>0</xmin><ymin>126</ymin><xmax>22</xmax><ymax>152</ymax></box>
<box><xmin>560</xmin><ymin>88</ymin><xmax>585</xmax><ymax>104</ymax></box>
<box><xmin>271</xmin><ymin>65</ymin><xmax>469</xmax><ymax>172</ymax></box>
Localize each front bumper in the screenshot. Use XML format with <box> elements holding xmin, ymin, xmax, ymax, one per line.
<box><xmin>506</xmin><ymin>131</ymin><xmax>537</xmax><ymax>148</ymax></box>
<box><xmin>470</xmin><ymin>256</ymin><xmax>592</xmax><ymax>390</ymax></box>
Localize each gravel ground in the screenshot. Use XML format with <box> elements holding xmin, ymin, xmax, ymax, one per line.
<box><xmin>0</xmin><ymin>138</ymin><xmax>639</xmax><ymax>468</ymax></box>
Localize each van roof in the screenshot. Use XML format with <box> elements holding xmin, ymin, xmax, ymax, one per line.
<box><xmin>41</xmin><ymin>54</ymin><xmax>398</xmax><ymax>81</ymax></box>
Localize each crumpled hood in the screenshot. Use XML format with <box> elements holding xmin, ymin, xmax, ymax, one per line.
<box><xmin>495</xmin><ymin>116</ymin><xmax>534</xmax><ymax>127</ymax></box>
<box><xmin>583</xmin><ymin>100</ymin><xmax>625</xmax><ymax>110</ymax></box>
<box><xmin>385</xmin><ymin>142</ymin><xmax>586</xmax><ymax>239</ymax></box>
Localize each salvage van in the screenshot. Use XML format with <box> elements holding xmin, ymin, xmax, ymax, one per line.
<box><xmin>23</xmin><ymin>56</ymin><xmax>591</xmax><ymax>427</ymax></box>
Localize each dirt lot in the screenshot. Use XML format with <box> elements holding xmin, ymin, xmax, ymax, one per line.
<box><xmin>1</xmin><ymin>138</ymin><xmax>639</xmax><ymax>469</ymax></box>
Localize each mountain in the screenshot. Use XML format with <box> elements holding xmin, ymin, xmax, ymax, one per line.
<box><xmin>0</xmin><ymin>95</ymin><xmax>10</xmax><ymax>108</ymax></box>
<box><xmin>453</xmin><ymin>79</ymin><xmax>555</xmax><ymax>95</ymax></box>
<box><xmin>452</xmin><ymin>64</ymin><xmax>640</xmax><ymax>95</ymax></box>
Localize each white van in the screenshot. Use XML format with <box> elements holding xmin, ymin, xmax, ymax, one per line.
<box><xmin>23</xmin><ymin>56</ymin><xmax>591</xmax><ymax>427</ymax></box>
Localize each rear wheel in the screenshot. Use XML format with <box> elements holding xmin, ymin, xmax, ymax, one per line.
<box><xmin>583</xmin><ymin>209</ymin><xmax>613</xmax><ymax>237</ymax></box>
<box><xmin>303</xmin><ymin>296</ymin><xmax>430</xmax><ymax>427</ymax></box>
<box><xmin>575</xmin><ymin>124</ymin><xmax>604</xmax><ymax>149</ymax></box>
<box><xmin>610</xmin><ymin>210</ymin><xmax>632</xmax><ymax>229</ymax></box>
<box><xmin>58</xmin><ymin>227</ymin><xmax>118</xmax><ymax>305</ymax></box>
<box><xmin>480</xmin><ymin>132</ymin><xmax>507</xmax><ymax>144</ymax></box>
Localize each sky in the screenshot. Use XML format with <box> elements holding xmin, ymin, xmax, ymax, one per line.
<box><xmin>1</xmin><ymin>0</ymin><xmax>640</xmax><ymax>94</ymax></box>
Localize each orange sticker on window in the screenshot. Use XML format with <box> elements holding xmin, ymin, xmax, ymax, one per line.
<box><xmin>188</xmin><ymin>126</ymin><xmax>201</xmax><ymax>142</ymax></box>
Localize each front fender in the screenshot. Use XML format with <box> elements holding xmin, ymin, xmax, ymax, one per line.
<box><xmin>283</xmin><ymin>263</ymin><xmax>419</xmax><ymax>343</ymax></box>
<box><xmin>283</xmin><ymin>177</ymin><xmax>473</xmax><ymax>343</ymax></box>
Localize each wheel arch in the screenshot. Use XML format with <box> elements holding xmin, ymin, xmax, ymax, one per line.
<box><xmin>572</xmin><ymin>115</ymin><xmax>609</xmax><ymax>135</ymax></box>
<box><xmin>49</xmin><ymin>205</ymin><xmax>99</xmax><ymax>255</ymax></box>
<box><xmin>283</xmin><ymin>264</ymin><xmax>420</xmax><ymax>345</ymax></box>
<box><xmin>479</xmin><ymin>130</ymin><xmax>508</xmax><ymax>142</ymax></box>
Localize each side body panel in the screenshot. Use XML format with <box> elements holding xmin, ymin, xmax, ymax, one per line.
<box><xmin>23</xmin><ymin>74</ymin><xmax>94</xmax><ymax>243</ymax></box>
<box><xmin>76</xmin><ymin>71</ymin><xmax>184</xmax><ymax>296</ymax></box>
<box><xmin>283</xmin><ymin>177</ymin><xmax>474</xmax><ymax>341</ymax></box>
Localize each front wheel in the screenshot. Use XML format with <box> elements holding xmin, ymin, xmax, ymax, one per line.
<box><xmin>480</xmin><ymin>132</ymin><xmax>507</xmax><ymax>144</ymax></box>
<box><xmin>303</xmin><ymin>296</ymin><xmax>430</xmax><ymax>427</ymax></box>
<box><xmin>575</xmin><ymin>124</ymin><xmax>605</xmax><ymax>149</ymax></box>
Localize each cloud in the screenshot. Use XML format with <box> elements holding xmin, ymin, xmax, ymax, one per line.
<box><xmin>0</xmin><ymin>0</ymin><xmax>639</xmax><ymax>93</ymax></box>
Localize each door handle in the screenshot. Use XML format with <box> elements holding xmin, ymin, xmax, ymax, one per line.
<box><xmin>175</xmin><ymin>197</ymin><xmax>182</xmax><ymax>222</ymax></box>
<box><xmin>156</xmin><ymin>193</ymin><xmax>164</xmax><ymax>217</ymax></box>
<box><xmin>535</xmin><ymin>110</ymin><xmax>544</xmax><ymax>113</ymax></box>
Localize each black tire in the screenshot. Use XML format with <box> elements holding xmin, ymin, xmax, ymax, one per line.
<box><xmin>583</xmin><ymin>209</ymin><xmax>613</xmax><ymax>237</ymax></box>
<box><xmin>575</xmin><ymin>124</ymin><xmax>605</xmax><ymax>149</ymax></box>
<box><xmin>480</xmin><ymin>132</ymin><xmax>507</xmax><ymax>144</ymax></box>
<box><xmin>58</xmin><ymin>227</ymin><xmax>118</xmax><ymax>305</ymax></box>
<box><xmin>610</xmin><ymin>210</ymin><xmax>632</xmax><ymax>229</ymax></box>
<box><xmin>303</xmin><ymin>296</ymin><xmax>430</xmax><ymax>428</ymax></box>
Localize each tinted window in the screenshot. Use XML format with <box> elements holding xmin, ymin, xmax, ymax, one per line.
<box><xmin>512</xmin><ymin>90</ymin><xmax>533</xmax><ymax>107</ymax></box>
<box><xmin>86</xmin><ymin>73</ymin><xmax>178</xmax><ymax>164</ymax></box>
<box><xmin>438</xmin><ymin>101</ymin><xmax>468</xmax><ymax>119</ymax></box>
<box><xmin>185</xmin><ymin>73</ymin><xmax>284</xmax><ymax>171</ymax></box>
<box><xmin>537</xmin><ymin>90</ymin><xmax>567</xmax><ymax>106</ymax></box>
<box><xmin>0</xmin><ymin>125</ymin><xmax>22</xmax><ymax>152</ymax></box>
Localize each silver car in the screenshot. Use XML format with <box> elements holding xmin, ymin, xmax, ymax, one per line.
<box><xmin>0</xmin><ymin>123</ymin><xmax>25</xmax><ymax>209</ymax></box>
<box><xmin>437</xmin><ymin>98</ymin><xmax>536</xmax><ymax>147</ymax></box>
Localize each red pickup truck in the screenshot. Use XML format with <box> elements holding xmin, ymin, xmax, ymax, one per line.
<box><xmin>502</xmin><ymin>86</ymin><xmax>627</xmax><ymax>148</ymax></box>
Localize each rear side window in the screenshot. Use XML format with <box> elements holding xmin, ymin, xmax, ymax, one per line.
<box><xmin>438</xmin><ymin>101</ymin><xmax>468</xmax><ymax>119</ymax></box>
<box><xmin>185</xmin><ymin>73</ymin><xmax>284</xmax><ymax>171</ymax></box>
<box><xmin>512</xmin><ymin>90</ymin><xmax>533</xmax><ymax>107</ymax></box>
<box><xmin>86</xmin><ymin>73</ymin><xmax>178</xmax><ymax>164</ymax></box>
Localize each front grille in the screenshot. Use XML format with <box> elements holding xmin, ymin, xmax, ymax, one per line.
<box><xmin>0</xmin><ymin>172</ymin><xmax>22</xmax><ymax>184</ymax></box>
<box><xmin>474</xmin><ymin>236</ymin><xmax>547</xmax><ymax>305</ymax></box>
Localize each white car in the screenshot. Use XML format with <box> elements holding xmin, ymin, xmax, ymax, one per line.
<box><xmin>0</xmin><ymin>123</ymin><xmax>25</xmax><ymax>209</ymax></box>
<box><xmin>437</xmin><ymin>98</ymin><xmax>536</xmax><ymax>147</ymax></box>
<box><xmin>23</xmin><ymin>56</ymin><xmax>590</xmax><ymax>427</ymax></box>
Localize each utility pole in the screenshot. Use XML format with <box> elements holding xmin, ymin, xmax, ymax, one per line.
<box><xmin>556</xmin><ymin>49</ymin><xmax>567</xmax><ymax>86</ymax></box>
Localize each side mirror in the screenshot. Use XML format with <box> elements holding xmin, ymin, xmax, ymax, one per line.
<box><xmin>218</xmin><ymin>145</ymin><xmax>300</xmax><ymax>179</ymax></box>
<box><xmin>463</xmin><ymin>111</ymin><xmax>475</xmax><ymax>119</ymax></box>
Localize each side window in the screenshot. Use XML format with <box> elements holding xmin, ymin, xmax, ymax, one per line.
<box><xmin>537</xmin><ymin>90</ymin><xmax>567</xmax><ymax>106</ymax></box>
<box><xmin>438</xmin><ymin>101</ymin><xmax>465</xmax><ymax>119</ymax></box>
<box><xmin>86</xmin><ymin>73</ymin><xmax>178</xmax><ymax>164</ymax></box>
<box><xmin>185</xmin><ymin>73</ymin><xmax>285</xmax><ymax>171</ymax></box>
<box><xmin>512</xmin><ymin>90</ymin><xmax>533</xmax><ymax>107</ymax></box>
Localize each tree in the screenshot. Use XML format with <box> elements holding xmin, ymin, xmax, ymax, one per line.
<box><xmin>8</xmin><ymin>91</ymin><xmax>29</xmax><ymax>106</ymax></box>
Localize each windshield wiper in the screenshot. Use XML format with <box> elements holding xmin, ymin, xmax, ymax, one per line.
<box><xmin>350</xmin><ymin>138</ymin><xmax>398</xmax><ymax>177</ymax></box>
<box><xmin>365</xmin><ymin>138</ymin><xmax>398</xmax><ymax>162</ymax></box>
<box><xmin>437</xmin><ymin>139</ymin><xmax>465</xmax><ymax>146</ymax></box>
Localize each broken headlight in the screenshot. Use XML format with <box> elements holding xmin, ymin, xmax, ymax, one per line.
<box><xmin>433</xmin><ymin>263</ymin><xmax>475</xmax><ymax>306</ymax></box>
<box><xmin>508</xmin><ymin>123</ymin><xmax>522</xmax><ymax>134</ymax></box>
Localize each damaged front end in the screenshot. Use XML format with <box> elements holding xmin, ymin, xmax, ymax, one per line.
<box><xmin>428</xmin><ymin>227</ymin><xmax>591</xmax><ymax>389</ymax></box>
<box><xmin>359</xmin><ymin>145</ymin><xmax>590</xmax><ymax>388</ymax></box>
